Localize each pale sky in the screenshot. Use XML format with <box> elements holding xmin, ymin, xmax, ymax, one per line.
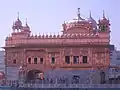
<box><xmin>0</xmin><ymin>0</ymin><xmax>119</xmax><ymax>49</ymax></box>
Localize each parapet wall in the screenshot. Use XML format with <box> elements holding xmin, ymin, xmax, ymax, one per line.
<box><xmin>6</xmin><ymin>33</ymin><xmax>109</xmax><ymax>46</ymax></box>
<box><xmin>5</xmin><ymin>33</ymin><xmax>109</xmax><ymax>46</ymax></box>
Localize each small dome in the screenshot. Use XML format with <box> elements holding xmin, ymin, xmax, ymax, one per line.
<box><xmin>99</xmin><ymin>17</ymin><xmax>108</xmax><ymax>23</ymax></box>
<box><xmin>22</xmin><ymin>19</ymin><xmax>30</xmax><ymax>31</ymax></box>
<box><xmin>14</xmin><ymin>12</ymin><xmax>22</xmax><ymax>27</ymax></box>
<box><xmin>99</xmin><ymin>11</ymin><xmax>109</xmax><ymax>24</ymax></box>
<box><xmin>23</xmin><ymin>24</ymin><xmax>30</xmax><ymax>31</ymax></box>
<box><xmin>15</xmin><ymin>18</ymin><xmax>22</xmax><ymax>27</ymax></box>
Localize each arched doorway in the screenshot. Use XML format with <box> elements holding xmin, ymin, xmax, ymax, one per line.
<box><xmin>26</xmin><ymin>69</ymin><xmax>44</xmax><ymax>81</ymax></box>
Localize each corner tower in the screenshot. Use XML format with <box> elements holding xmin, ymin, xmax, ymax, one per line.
<box><xmin>11</xmin><ymin>13</ymin><xmax>31</xmax><ymax>40</ymax></box>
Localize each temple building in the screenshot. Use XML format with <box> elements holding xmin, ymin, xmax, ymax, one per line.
<box><xmin>3</xmin><ymin>8</ymin><xmax>110</xmax><ymax>83</ymax></box>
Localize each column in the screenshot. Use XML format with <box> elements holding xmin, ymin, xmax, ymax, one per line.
<box><xmin>32</xmin><ymin>57</ymin><xmax>34</xmax><ymax>64</ymax></box>
<box><xmin>45</xmin><ymin>48</ymin><xmax>48</xmax><ymax>66</ymax></box>
<box><xmin>105</xmin><ymin>48</ymin><xmax>106</xmax><ymax>64</ymax></box>
<box><xmin>88</xmin><ymin>48</ymin><xmax>91</xmax><ymax>64</ymax></box>
<box><xmin>23</xmin><ymin>49</ymin><xmax>26</xmax><ymax>66</ymax></box>
<box><xmin>79</xmin><ymin>54</ymin><xmax>82</xmax><ymax>64</ymax></box>
<box><xmin>70</xmin><ymin>56</ymin><xmax>73</xmax><ymax>64</ymax></box>
<box><xmin>60</xmin><ymin>48</ymin><xmax>64</xmax><ymax>65</ymax></box>
<box><xmin>70</xmin><ymin>48</ymin><xmax>73</xmax><ymax>64</ymax></box>
<box><xmin>4</xmin><ymin>51</ymin><xmax>7</xmax><ymax>81</ymax></box>
<box><xmin>60</xmin><ymin>48</ymin><xmax>62</xmax><ymax>65</ymax></box>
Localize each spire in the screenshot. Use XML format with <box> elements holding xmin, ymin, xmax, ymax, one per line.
<box><xmin>108</xmin><ymin>17</ymin><xmax>110</xmax><ymax>22</ymax></box>
<box><xmin>103</xmin><ymin>10</ymin><xmax>105</xmax><ymax>19</ymax></box>
<box><xmin>25</xmin><ymin>18</ymin><xmax>28</xmax><ymax>26</ymax></box>
<box><xmin>17</xmin><ymin>12</ymin><xmax>19</xmax><ymax>20</ymax></box>
<box><xmin>77</xmin><ymin>8</ymin><xmax>80</xmax><ymax>20</ymax></box>
<box><xmin>89</xmin><ymin>10</ymin><xmax>92</xmax><ymax>18</ymax></box>
<box><xmin>25</xmin><ymin>18</ymin><xmax>30</xmax><ymax>29</ymax></box>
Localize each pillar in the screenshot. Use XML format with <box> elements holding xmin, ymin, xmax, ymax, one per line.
<box><xmin>70</xmin><ymin>48</ymin><xmax>73</xmax><ymax>64</ymax></box>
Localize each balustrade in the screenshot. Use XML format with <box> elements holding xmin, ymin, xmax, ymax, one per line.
<box><xmin>0</xmin><ymin>79</ymin><xmax>120</xmax><ymax>88</ymax></box>
<box><xmin>5</xmin><ymin>32</ymin><xmax>110</xmax><ymax>47</ymax></box>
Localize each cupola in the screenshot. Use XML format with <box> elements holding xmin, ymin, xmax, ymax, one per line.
<box><xmin>12</xmin><ymin>12</ymin><xmax>23</xmax><ymax>30</ymax></box>
<box><xmin>98</xmin><ymin>11</ymin><xmax>110</xmax><ymax>25</ymax></box>
<box><xmin>98</xmin><ymin>11</ymin><xmax>110</xmax><ymax>32</ymax></box>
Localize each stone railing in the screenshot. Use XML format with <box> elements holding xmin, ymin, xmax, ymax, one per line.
<box><xmin>0</xmin><ymin>81</ymin><xmax>120</xmax><ymax>88</ymax></box>
<box><xmin>16</xmin><ymin>84</ymin><xmax>120</xmax><ymax>88</ymax></box>
<box><xmin>5</xmin><ymin>32</ymin><xmax>110</xmax><ymax>46</ymax></box>
<box><xmin>6</xmin><ymin>33</ymin><xmax>99</xmax><ymax>41</ymax></box>
<box><xmin>28</xmin><ymin>33</ymin><xmax>99</xmax><ymax>39</ymax></box>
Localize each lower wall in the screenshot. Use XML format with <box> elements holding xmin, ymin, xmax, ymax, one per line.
<box><xmin>44</xmin><ymin>69</ymin><xmax>107</xmax><ymax>84</ymax></box>
<box><xmin>6</xmin><ymin>67</ymin><xmax>19</xmax><ymax>80</ymax></box>
<box><xmin>6</xmin><ymin>67</ymin><xmax>110</xmax><ymax>84</ymax></box>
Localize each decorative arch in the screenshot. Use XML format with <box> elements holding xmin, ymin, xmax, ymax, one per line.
<box><xmin>26</xmin><ymin>69</ymin><xmax>44</xmax><ymax>81</ymax></box>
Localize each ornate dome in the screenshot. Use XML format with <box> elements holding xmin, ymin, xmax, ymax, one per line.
<box><xmin>12</xmin><ymin>13</ymin><xmax>23</xmax><ymax>30</ymax></box>
<box><xmin>14</xmin><ymin>12</ymin><xmax>22</xmax><ymax>29</ymax></box>
<box><xmin>68</xmin><ymin>8</ymin><xmax>89</xmax><ymax>24</ymax></box>
<box><xmin>62</xmin><ymin>8</ymin><xmax>99</xmax><ymax>33</ymax></box>
<box><xmin>15</xmin><ymin>18</ymin><xmax>22</xmax><ymax>27</ymax></box>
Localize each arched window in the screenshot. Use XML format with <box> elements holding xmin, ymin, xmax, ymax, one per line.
<box><xmin>65</xmin><ymin>56</ymin><xmax>70</xmax><ymax>64</ymax></box>
<box><xmin>82</xmin><ymin>56</ymin><xmax>87</xmax><ymax>63</ymax></box>
<box><xmin>51</xmin><ymin>56</ymin><xmax>55</xmax><ymax>64</ymax></box>
<box><xmin>27</xmin><ymin>58</ymin><xmax>31</xmax><ymax>64</ymax></box>
<box><xmin>73</xmin><ymin>56</ymin><xmax>79</xmax><ymax>64</ymax></box>
<box><xmin>34</xmin><ymin>58</ymin><xmax>37</xmax><ymax>64</ymax></box>
<box><xmin>40</xmin><ymin>58</ymin><xmax>43</xmax><ymax>64</ymax></box>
